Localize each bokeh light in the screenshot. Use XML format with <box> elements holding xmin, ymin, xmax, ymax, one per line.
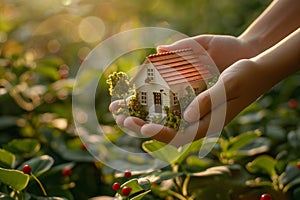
<box><xmin>78</xmin><ymin>16</ymin><xmax>106</xmax><ymax>44</ymax></box>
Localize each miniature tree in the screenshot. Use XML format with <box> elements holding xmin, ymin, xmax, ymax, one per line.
<box><xmin>106</xmin><ymin>72</ymin><xmax>131</xmax><ymax>101</ymax></box>
<box><xmin>107</xmin><ymin>72</ymin><xmax>148</xmax><ymax>120</ymax></box>
<box><xmin>164</xmin><ymin>111</ymin><xmax>181</xmax><ymax>130</ymax></box>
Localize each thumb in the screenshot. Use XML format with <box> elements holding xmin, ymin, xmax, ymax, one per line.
<box><xmin>156</xmin><ymin>45</ymin><xmax>174</xmax><ymax>53</ymax></box>
<box><xmin>183</xmin><ymin>78</ymin><xmax>227</xmax><ymax>122</ymax></box>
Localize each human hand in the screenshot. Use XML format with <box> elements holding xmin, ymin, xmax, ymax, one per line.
<box><xmin>157</xmin><ymin>34</ymin><xmax>259</xmax><ymax>72</ymax></box>
<box><xmin>109</xmin><ymin>34</ymin><xmax>261</xmax><ymax>146</ymax></box>
<box><xmin>110</xmin><ymin>59</ymin><xmax>272</xmax><ymax>146</ymax></box>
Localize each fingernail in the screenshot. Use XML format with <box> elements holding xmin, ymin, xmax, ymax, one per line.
<box><xmin>157</xmin><ymin>45</ymin><xmax>169</xmax><ymax>52</ymax></box>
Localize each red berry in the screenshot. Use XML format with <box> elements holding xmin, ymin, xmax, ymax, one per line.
<box><xmin>112</xmin><ymin>182</ymin><xmax>121</xmax><ymax>191</ymax></box>
<box><xmin>297</xmin><ymin>161</ymin><xmax>300</xmax><ymax>169</ymax></box>
<box><xmin>121</xmin><ymin>186</ymin><xmax>132</xmax><ymax>196</ymax></box>
<box><xmin>81</xmin><ymin>144</ymin><xmax>87</xmax><ymax>151</ymax></box>
<box><xmin>62</xmin><ymin>168</ymin><xmax>72</xmax><ymax>176</ymax></box>
<box><xmin>124</xmin><ymin>171</ymin><xmax>132</xmax><ymax>178</ymax></box>
<box><xmin>260</xmin><ymin>193</ymin><xmax>272</xmax><ymax>200</ymax></box>
<box><xmin>22</xmin><ymin>165</ymin><xmax>32</xmax><ymax>175</ymax></box>
<box><xmin>288</xmin><ymin>99</ymin><xmax>297</xmax><ymax>109</ymax></box>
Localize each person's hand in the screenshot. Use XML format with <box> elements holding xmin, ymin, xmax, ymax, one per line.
<box><xmin>110</xmin><ymin>59</ymin><xmax>273</xmax><ymax>146</ymax></box>
<box><xmin>109</xmin><ymin>34</ymin><xmax>261</xmax><ymax>146</ymax></box>
<box><xmin>157</xmin><ymin>35</ymin><xmax>259</xmax><ymax>72</ymax></box>
<box><xmin>109</xmin><ymin>33</ymin><xmax>261</xmax><ymax>146</ymax></box>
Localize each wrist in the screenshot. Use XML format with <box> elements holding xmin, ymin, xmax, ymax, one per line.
<box><xmin>238</xmin><ymin>33</ymin><xmax>262</xmax><ymax>57</ymax></box>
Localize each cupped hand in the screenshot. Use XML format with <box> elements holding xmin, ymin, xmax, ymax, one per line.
<box><xmin>110</xmin><ymin>59</ymin><xmax>272</xmax><ymax>146</ymax></box>
<box><xmin>157</xmin><ymin>34</ymin><xmax>259</xmax><ymax>72</ymax></box>
<box><xmin>109</xmin><ymin>35</ymin><xmax>262</xmax><ymax>146</ymax></box>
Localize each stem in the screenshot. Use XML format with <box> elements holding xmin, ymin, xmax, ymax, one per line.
<box><xmin>182</xmin><ymin>175</ymin><xmax>190</xmax><ymax>196</ymax></box>
<box><xmin>172</xmin><ymin>165</ymin><xmax>182</xmax><ymax>192</ymax></box>
<box><xmin>20</xmin><ymin>191</ymin><xmax>25</xmax><ymax>200</ymax></box>
<box><xmin>223</xmin><ymin>127</ymin><xmax>232</xmax><ymax>139</ymax></box>
<box><xmin>167</xmin><ymin>190</ymin><xmax>187</xmax><ymax>200</ymax></box>
<box><xmin>31</xmin><ymin>174</ymin><xmax>47</xmax><ymax>197</ymax></box>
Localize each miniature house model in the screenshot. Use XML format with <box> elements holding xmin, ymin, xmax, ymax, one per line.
<box><xmin>130</xmin><ymin>49</ymin><xmax>213</xmax><ymax>116</ymax></box>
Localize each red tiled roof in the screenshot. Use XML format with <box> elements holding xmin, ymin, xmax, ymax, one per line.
<box><xmin>145</xmin><ymin>49</ymin><xmax>213</xmax><ymax>85</ymax></box>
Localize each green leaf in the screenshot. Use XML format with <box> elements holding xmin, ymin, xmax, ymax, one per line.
<box><xmin>34</xmin><ymin>197</ymin><xmax>69</xmax><ymax>200</ymax></box>
<box><xmin>18</xmin><ymin>155</ymin><xmax>54</xmax><ymax>176</ymax></box>
<box><xmin>226</xmin><ymin>137</ymin><xmax>270</xmax><ymax>159</ymax></box>
<box><xmin>0</xmin><ymin>149</ymin><xmax>15</xmax><ymax>168</ymax></box>
<box><xmin>280</xmin><ymin>164</ymin><xmax>300</xmax><ymax>187</ymax></box>
<box><xmin>35</xmin><ymin>57</ymin><xmax>64</xmax><ymax>80</ymax></box>
<box><xmin>246</xmin><ymin>155</ymin><xmax>276</xmax><ymax>177</ymax></box>
<box><xmin>283</xmin><ymin>177</ymin><xmax>300</xmax><ymax>192</ymax></box>
<box><xmin>0</xmin><ymin>167</ymin><xmax>29</xmax><ymax>191</ymax></box>
<box><xmin>35</xmin><ymin>65</ymin><xmax>60</xmax><ymax>80</ymax></box>
<box><xmin>142</xmin><ymin>140</ymin><xmax>180</xmax><ymax>165</ymax></box>
<box><xmin>119</xmin><ymin>178</ymin><xmax>144</xmax><ymax>196</ymax></box>
<box><xmin>4</xmin><ymin>139</ymin><xmax>40</xmax><ymax>156</ymax></box>
<box><xmin>227</xmin><ymin>130</ymin><xmax>261</xmax><ymax>152</ymax></box>
<box><xmin>245</xmin><ymin>179</ymin><xmax>273</xmax><ymax>188</ymax></box>
<box><xmin>41</xmin><ymin>162</ymin><xmax>75</xmax><ymax>177</ymax></box>
<box><xmin>190</xmin><ymin>166</ymin><xmax>231</xmax><ymax>177</ymax></box>
<box><xmin>177</xmin><ymin>138</ymin><xmax>204</xmax><ymax>164</ymax></box>
<box><xmin>142</xmin><ymin>171</ymin><xmax>183</xmax><ymax>184</ymax></box>
<box><xmin>130</xmin><ymin>190</ymin><xmax>151</xmax><ymax>200</ymax></box>
<box><xmin>265</xmin><ymin>125</ymin><xmax>286</xmax><ymax>141</ymax></box>
<box><xmin>185</xmin><ymin>156</ymin><xmax>213</xmax><ymax>172</ymax></box>
<box><xmin>51</xmin><ymin>136</ymin><xmax>94</xmax><ymax>162</ymax></box>
<box><xmin>237</xmin><ymin>111</ymin><xmax>266</xmax><ymax>124</ymax></box>
<box><xmin>0</xmin><ymin>116</ymin><xmax>18</xmax><ymax>129</ymax></box>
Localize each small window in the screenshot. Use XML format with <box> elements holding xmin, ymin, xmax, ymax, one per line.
<box><xmin>173</xmin><ymin>93</ymin><xmax>179</xmax><ymax>105</ymax></box>
<box><xmin>194</xmin><ymin>87</ymin><xmax>200</xmax><ymax>95</ymax></box>
<box><xmin>147</xmin><ymin>68</ymin><xmax>154</xmax><ymax>81</ymax></box>
<box><xmin>140</xmin><ymin>92</ymin><xmax>147</xmax><ymax>105</ymax></box>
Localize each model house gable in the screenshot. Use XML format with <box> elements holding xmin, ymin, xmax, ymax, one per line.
<box><xmin>131</xmin><ymin>48</ymin><xmax>213</xmax><ymax>115</ymax></box>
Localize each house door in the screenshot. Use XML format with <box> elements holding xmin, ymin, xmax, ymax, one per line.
<box><xmin>153</xmin><ymin>92</ymin><xmax>162</xmax><ymax>113</ymax></box>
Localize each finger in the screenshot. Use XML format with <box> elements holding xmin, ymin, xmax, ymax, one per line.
<box><xmin>185</xmin><ymin>100</ymin><xmax>227</xmax><ymax>138</ymax></box>
<box><xmin>184</xmin><ymin>78</ymin><xmax>228</xmax><ymax>122</ymax></box>
<box><xmin>157</xmin><ymin>38</ymin><xmax>202</xmax><ymax>53</ymax></box>
<box><xmin>140</xmin><ymin>102</ymin><xmax>225</xmax><ymax>147</ymax></box>
<box><xmin>109</xmin><ymin>100</ymin><xmax>123</xmax><ymax>112</ymax></box>
<box><xmin>140</xmin><ymin>124</ymin><xmax>178</xmax><ymax>146</ymax></box>
<box><xmin>156</xmin><ymin>46</ymin><xmax>170</xmax><ymax>53</ymax></box>
<box><xmin>190</xmin><ymin>93</ymin><xmax>251</xmax><ymax>139</ymax></box>
<box><xmin>109</xmin><ymin>96</ymin><xmax>134</xmax><ymax>113</ymax></box>
<box><xmin>123</xmin><ymin>116</ymin><xmax>147</xmax><ymax>134</ymax></box>
<box><xmin>140</xmin><ymin>123</ymin><xmax>199</xmax><ymax>147</ymax></box>
<box><xmin>157</xmin><ymin>38</ymin><xmax>217</xmax><ymax>74</ymax></box>
<box><xmin>115</xmin><ymin>114</ymin><xmax>128</xmax><ymax>126</ymax></box>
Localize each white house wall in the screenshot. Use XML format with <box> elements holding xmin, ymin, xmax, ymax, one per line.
<box><xmin>131</xmin><ymin>62</ymin><xmax>209</xmax><ymax>115</ymax></box>
<box><xmin>132</xmin><ymin>63</ymin><xmax>172</xmax><ymax>114</ymax></box>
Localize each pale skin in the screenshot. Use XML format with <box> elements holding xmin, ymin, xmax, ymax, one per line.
<box><xmin>110</xmin><ymin>0</ymin><xmax>300</xmax><ymax>146</ymax></box>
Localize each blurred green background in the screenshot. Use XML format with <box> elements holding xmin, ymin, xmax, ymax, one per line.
<box><xmin>6</xmin><ymin>0</ymin><xmax>298</xmax><ymax>199</ymax></box>
<box><xmin>0</xmin><ymin>0</ymin><xmax>271</xmax><ymax>73</ymax></box>
<box><xmin>0</xmin><ymin>0</ymin><xmax>272</xmax><ymax>124</ymax></box>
